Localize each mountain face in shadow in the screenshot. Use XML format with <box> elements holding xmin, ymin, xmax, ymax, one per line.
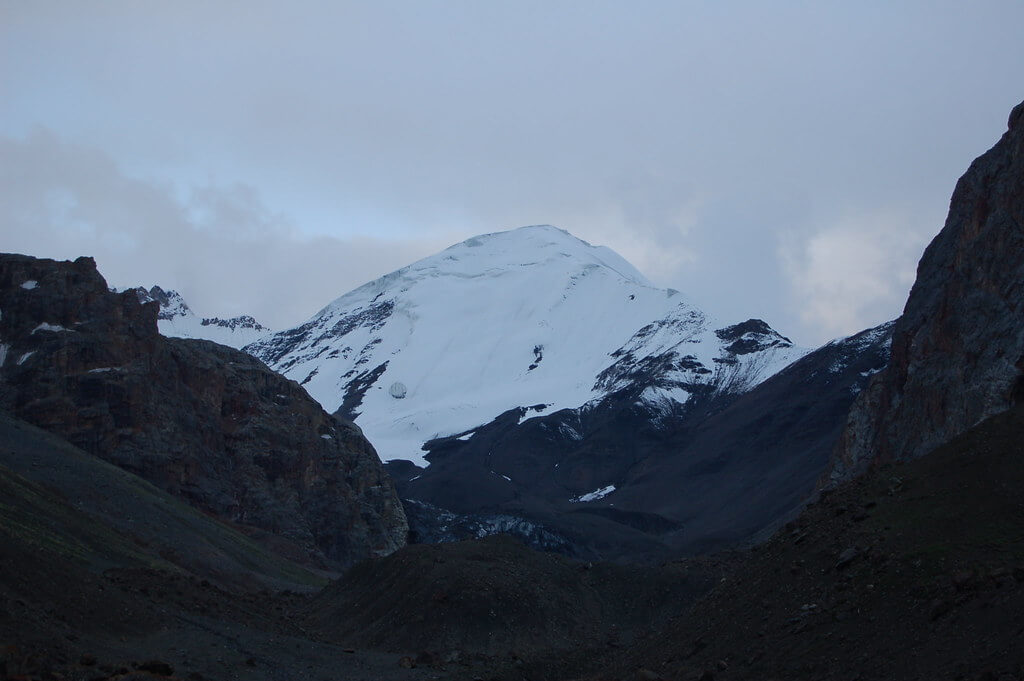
<box><xmin>832</xmin><ymin>100</ymin><xmax>1024</xmax><ymax>482</ymax></box>
<box><xmin>0</xmin><ymin>253</ymin><xmax>407</xmax><ymax>569</ymax></box>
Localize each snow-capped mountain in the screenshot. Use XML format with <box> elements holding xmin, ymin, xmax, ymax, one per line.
<box><xmin>246</xmin><ymin>225</ymin><xmax>807</xmax><ymax>466</ymax></box>
<box><xmin>124</xmin><ymin>286</ymin><xmax>271</xmax><ymax>349</ymax></box>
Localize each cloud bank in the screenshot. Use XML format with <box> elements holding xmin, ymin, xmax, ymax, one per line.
<box><xmin>0</xmin><ymin>130</ymin><xmax>454</xmax><ymax>327</ymax></box>
<box><xmin>4</xmin><ymin>2</ymin><xmax>1024</xmax><ymax>344</ymax></box>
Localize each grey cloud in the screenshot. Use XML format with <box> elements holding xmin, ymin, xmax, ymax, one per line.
<box><xmin>779</xmin><ymin>212</ymin><xmax>936</xmax><ymax>340</ymax></box>
<box><xmin>0</xmin><ymin>130</ymin><xmax>453</xmax><ymax>327</ymax></box>
<box><xmin>3</xmin><ymin>2</ymin><xmax>1024</xmax><ymax>344</ymax></box>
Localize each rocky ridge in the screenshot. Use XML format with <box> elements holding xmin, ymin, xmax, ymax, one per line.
<box><xmin>0</xmin><ymin>254</ymin><xmax>406</xmax><ymax>568</ymax></box>
<box><xmin>832</xmin><ymin>98</ymin><xmax>1024</xmax><ymax>481</ymax></box>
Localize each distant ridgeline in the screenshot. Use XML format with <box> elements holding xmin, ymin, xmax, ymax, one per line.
<box><xmin>118</xmin><ymin>284</ymin><xmax>272</xmax><ymax>349</ymax></box>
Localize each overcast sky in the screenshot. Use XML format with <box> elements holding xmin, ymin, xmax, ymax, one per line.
<box><xmin>2</xmin><ymin>2</ymin><xmax>1023</xmax><ymax>346</ymax></box>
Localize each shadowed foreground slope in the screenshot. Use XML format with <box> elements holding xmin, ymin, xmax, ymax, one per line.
<box><xmin>593</xmin><ymin>404</ymin><xmax>1024</xmax><ymax>681</ymax></box>
<box><xmin>307</xmin><ymin>533</ymin><xmax>717</xmax><ymax>656</ymax></box>
<box><xmin>0</xmin><ymin>406</ymin><xmax>717</xmax><ymax>681</ymax></box>
<box><xmin>5</xmin><ymin>403</ymin><xmax>1024</xmax><ymax>680</ymax></box>
<box><xmin>0</xmin><ymin>410</ymin><xmax>442</xmax><ymax>681</ymax></box>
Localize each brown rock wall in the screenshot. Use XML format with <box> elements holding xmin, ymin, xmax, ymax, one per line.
<box><xmin>831</xmin><ymin>99</ymin><xmax>1024</xmax><ymax>482</ymax></box>
<box><xmin>0</xmin><ymin>254</ymin><xmax>406</xmax><ymax>567</ymax></box>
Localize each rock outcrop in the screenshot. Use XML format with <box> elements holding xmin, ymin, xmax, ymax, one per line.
<box><xmin>831</xmin><ymin>99</ymin><xmax>1024</xmax><ymax>482</ymax></box>
<box><xmin>0</xmin><ymin>254</ymin><xmax>406</xmax><ymax>568</ymax></box>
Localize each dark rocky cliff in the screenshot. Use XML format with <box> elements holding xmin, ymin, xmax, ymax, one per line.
<box><xmin>0</xmin><ymin>254</ymin><xmax>407</xmax><ymax>568</ymax></box>
<box><xmin>831</xmin><ymin>99</ymin><xmax>1024</xmax><ymax>482</ymax></box>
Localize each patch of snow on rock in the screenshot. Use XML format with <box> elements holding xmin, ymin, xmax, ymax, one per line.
<box><xmin>31</xmin><ymin>322</ymin><xmax>69</xmax><ymax>334</ymax></box>
<box><xmin>572</xmin><ymin>485</ymin><xmax>616</xmax><ymax>503</ymax></box>
<box><xmin>639</xmin><ymin>385</ymin><xmax>691</xmax><ymax>411</ymax></box>
<box><xmin>558</xmin><ymin>423</ymin><xmax>583</xmax><ymax>441</ymax></box>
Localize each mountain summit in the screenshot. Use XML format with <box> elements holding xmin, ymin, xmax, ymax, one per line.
<box><xmin>247</xmin><ymin>225</ymin><xmax>806</xmax><ymax>466</ymax></box>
